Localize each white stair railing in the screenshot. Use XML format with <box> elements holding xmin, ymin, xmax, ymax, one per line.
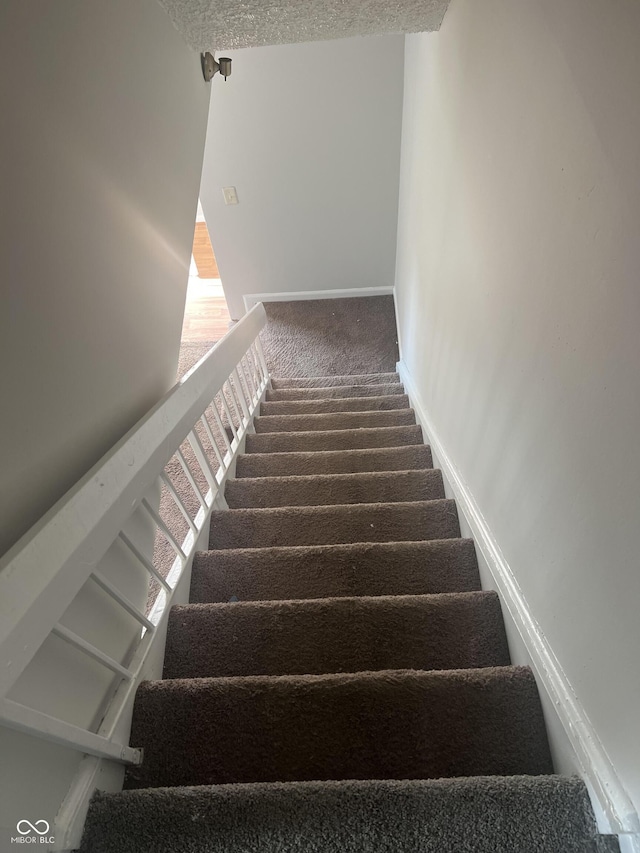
<box><xmin>0</xmin><ymin>302</ymin><xmax>269</xmax><ymax>769</ymax></box>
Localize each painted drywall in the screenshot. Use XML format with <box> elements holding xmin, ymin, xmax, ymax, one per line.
<box><xmin>199</xmin><ymin>35</ymin><xmax>405</xmax><ymax>319</ymax></box>
<box><xmin>0</xmin><ymin>0</ymin><xmax>209</xmax><ymax>846</ymax></box>
<box><xmin>394</xmin><ymin>0</ymin><xmax>640</xmax><ymax>820</ymax></box>
<box><xmin>0</xmin><ymin>0</ymin><xmax>209</xmax><ymax>559</ymax></box>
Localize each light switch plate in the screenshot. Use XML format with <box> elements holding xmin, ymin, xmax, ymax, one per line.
<box><xmin>222</xmin><ymin>186</ymin><xmax>239</xmax><ymax>205</ymax></box>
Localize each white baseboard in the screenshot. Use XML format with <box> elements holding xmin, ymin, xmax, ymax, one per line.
<box><xmin>243</xmin><ymin>286</ymin><xmax>393</xmax><ymax>311</ymax></box>
<box><xmin>620</xmin><ymin>836</ymin><xmax>640</xmax><ymax>853</ymax></box>
<box><xmin>397</xmin><ymin>358</ymin><xmax>640</xmax><ymax>843</ymax></box>
<box><xmin>53</xmin><ymin>756</ymin><xmax>123</xmax><ymax>851</ymax></box>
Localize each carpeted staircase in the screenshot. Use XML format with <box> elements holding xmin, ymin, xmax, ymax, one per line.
<box><xmin>79</xmin><ymin>371</ymin><xmax>617</xmax><ymax>852</ymax></box>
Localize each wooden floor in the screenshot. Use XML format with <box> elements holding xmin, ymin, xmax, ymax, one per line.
<box><xmin>192</xmin><ymin>222</ymin><xmax>220</xmax><ymax>279</ymax></box>
<box><xmin>180</xmin><ymin>280</ymin><xmax>232</xmax><ymax>343</ymax></box>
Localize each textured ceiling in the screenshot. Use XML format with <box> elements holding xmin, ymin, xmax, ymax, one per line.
<box><xmin>158</xmin><ymin>0</ymin><xmax>451</xmax><ymax>52</ymax></box>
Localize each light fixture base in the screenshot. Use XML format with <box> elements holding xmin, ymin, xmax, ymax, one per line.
<box><xmin>201</xmin><ymin>52</ymin><xmax>232</xmax><ymax>82</ymax></box>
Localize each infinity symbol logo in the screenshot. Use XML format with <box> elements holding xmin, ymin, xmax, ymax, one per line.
<box><xmin>16</xmin><ymin>820</ymin><xmax>50</xmax><ymax>836</ymax></box>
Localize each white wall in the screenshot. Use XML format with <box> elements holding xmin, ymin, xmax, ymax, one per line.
<box><xmin>395</xmin><ymin>0</ymin><xmax>640</xmax><ymax>823</ymax></box>
<box><xmin>0</xmin><ymin>0</ymin><xmax>209</xmax><ymax>846</ymax></box>
<box><xmin>199</xmin><ymin>35</ymin><xmax>405</xmax><ymax>319</ymax></box>
<box><xmin>0</xmin><ymin>0</ymin><xmax>209</xmax><ymax>559</ymax></box>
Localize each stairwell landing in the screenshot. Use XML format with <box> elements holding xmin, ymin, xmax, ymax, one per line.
<box><xmin>79</xmin><ymin>370</ymin><xmax>615</xmax><ymax>851</ymax></box>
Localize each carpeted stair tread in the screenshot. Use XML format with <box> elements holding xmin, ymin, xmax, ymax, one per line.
<box><xmin>271</xmin><ymin>372</ymin><xmax>400</xmax><ymax>389</ymax></box>
<box><xmin>79</xmin><ymin>775</ymin><xmax>603</xmax><ymax>853</ymax></box>
<box><xmin>190</xmin><ymin>539</ymin><xmax>481</xmax><ymax>602</ymax></box>
<box><xmin>260</xmin><ymin>394</ymin><xmax>411</xmax><ymax>416</ymax></box>
<box><xmin>80</xmin><ymin>327</ymin><xmax>607</xmax><ymax>852</ymax></box>
<box><xmin>245</xmin><ymin>424</ymin><xmax>423</xmax><ymax>453</ymax></box>
<box><xmin>125</xmin><ymin>666</ymin><xmax>553</xmax><ymax>789</ymax></box>
<box><xmin>235</xmin><ymin>445</ymin><xmax>434</xmax><ymax>478</ymax></box>
<box><xmin>254</xmin><ymin>409</ymin><xmax>416</xmax><ymax>434</ymax></box>
<box><xmin>209</xmin><ymin>499</ymin><xmax>460</xmax><ymax>549</ymax></box>
<box><xmin>225</xmin><ymin>469</ymin><xmax>445</xmax><ymax>508</ymax></box>
<box><xmin>163</xmin><ymin>591</ymin><xmax>510</xmax><ymax>679</ymax></box>
<box><xmin>267</xmin><ymin>382</ymin><xmax>406</xmax><ymax>402</ymax></box>
<box><xmin>592</xmin><ymin>838</ymin><xmax>622</xmax><ymax>852</ymax></box>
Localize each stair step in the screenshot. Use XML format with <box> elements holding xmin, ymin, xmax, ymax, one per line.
<box><xmin>246</xmin><ymin>425</ymin><xmax>423</xmax><ymax>453</ymax></box>
<box><xmin>260</xmin><ymin>393</ymin><xmax>410</xmax><ymax>416</ymax></box>
<box><xmin>209</xmin><ymin>499</ymin><xmax>460</xmax><ymax>549</ymax></box>
<box><xmin>593</xmin><ymin>838</ymin><xmax>622</xmax><ymax>852</ymax></box>
<box><xmin>80</xmin><ymin>775</ymin><xmax>601</xmax><ymax>853</ymax></box>
<box><xmin>164</xmin><ymin>591</ymin><xmax>510</xmax><ymax>679</ymax></box>
<box><xmin>235</xmin><ymin>445</ymin><xmax>434</xmax><ymax>479</ymax></box>
<box><xmin>271</xmin><ymin>372</ymin><xmax>400</xmax><ymax>389</ymax></box>
<box><xmin>125</xmin><ymin>666</ymin><xmax>552</xmax><ymax>789</ymax></box>
<box><xmin>254</xmin><ymin>409</ymin><xmax>415</xmax><ymax>434</ymax></box>
<box><xmin>267</xmin><ymin>382</ymin><xmax>406</xmax><ymax>402</ymax></box>
<box><xmin>190</xmin><ymin>539</ymin><xmax>481</xmax><ymax>603</ymax></box>
<box><xmin>225</xmin><ymin>469</ymin><xmax>445</xmax><ymax>509</ymax></box>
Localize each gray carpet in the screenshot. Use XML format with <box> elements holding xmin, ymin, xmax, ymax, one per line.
<box><xmin>177</xmin><ymin>340</ymin><xmax>219</xmax><ymax>379</ymax></box>
<box><xmin>225</xmin><ymin>469</ymin><xmax>445</xmax><ymax>508</ymax></box>
<box><xmin>260</xmin><ymin>299</ymin><xmax>400</xmax><ymax>378</ymax></box>
<box><xmin>254</xmin><ymin>408</ymin><xmax>416</xmax><ymax>433</ymax></box>
<box><xmin>271</xmin><ymin>369</ymin><xmax>401</xmax><ymax>387</ymax></box>
<box><xmin>235</xmin><ymin>444</ymin><xmax>434</xmax><ymax>478</ymax></box>
<box><xmin>79</xmin><ymin>314</ymin><xmax>617</xmax><ymax>850</ymax></box>
<box><xmin>190</xmin><ymin>539</ymin><xmax>482</xmax><ymax>603</ymax></box>
<box><xmin>208</xmin><ymin>499</ymin><xmax>461</xmax><ymax>549</ymax></box>
<box><xmin>163</xmin><ymin>591</ymin><xmax>510</xmax><ymax>679</ymax></box>
<box><xmin>246</xmin><ymin>424</ymin><xmax>424</xmax><ymax>453</ymax></box>
<box><xmin>267</xmin><ymin>381</ymin><xmax>405</xmax><ymax>400</ymax></box>
<box><xmin>80</xmin><ymin>776</ymin><xmax>601</xmax><ymax>853</ymax></box>
<box><xmin>261</xmin><ymin>393</ymin><xmax>410</xmax><ymax>415</ymax></box>
<box><xmin>126</xmin><ymin>666</ymin><xmax>552</xmax><ymax>789</ymax></box>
